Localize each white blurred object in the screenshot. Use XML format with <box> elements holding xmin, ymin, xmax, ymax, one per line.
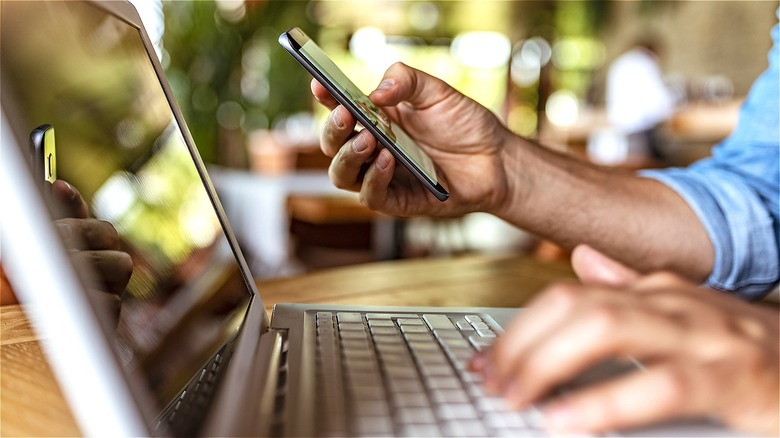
<box><xmin>546</xmin><ymin>90</ymin><xmax>580</xmax><ymax>128</ymax></box>
<box><xmin>451</xmin><ymin>32</ymin><xmax>511</xmax><ymax>69</ymax></box>
<box><xmin>586</xmin><ymin>128</ymin><xmax>629</xmax><ymax>165</ymax></box>
<box><xmin>606</xmin><ymin>47</ymin><xmax>674</xmax><ymax>134</ymax></box>
<box><xmin>129</xmin><ymin>0</ymin><xmax>164</xmax><ymax>59</ymax></box>
<box><xmin>405</xmin><ymin>214</ymin><xmax>532</xmax><ymax>255</ymax></box>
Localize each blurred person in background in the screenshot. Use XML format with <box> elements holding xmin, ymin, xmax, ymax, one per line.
<box><xmin>312</xmin><ymin>9</ymin><xmax>779</xmax><ymax>436</ymax></box>
<box><xmin>605</xmin><ymin>38</ymin><xmax>675</xmax><ymax>163</ymax></box>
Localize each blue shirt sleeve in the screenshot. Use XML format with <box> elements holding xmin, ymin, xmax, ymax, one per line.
<box><xmin>639</xmin><ymin>18</ymin><xmax>780</xmax><ymax>300</ymax></box>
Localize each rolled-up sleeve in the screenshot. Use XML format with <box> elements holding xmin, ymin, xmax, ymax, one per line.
<box><xmin>640</xmin><ymin>19</ymin><xmax>780</xmax><ymax>300</ymax></box>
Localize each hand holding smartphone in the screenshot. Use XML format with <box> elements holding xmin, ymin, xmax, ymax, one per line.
<box><xmin>279</xmin><ymin>28</ymin><xmax>449</xmax><ymax>202</ymax></box>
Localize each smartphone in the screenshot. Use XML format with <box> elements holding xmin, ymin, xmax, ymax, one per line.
<box><xmin>279</xmin><ymin>28</ymin><xmax>449</xmax><ymax>202</ymax></box>
<box><xmin>30</xmin><ymin>124</ymin><xmax>57</xmax><ymax>185</ymax></box>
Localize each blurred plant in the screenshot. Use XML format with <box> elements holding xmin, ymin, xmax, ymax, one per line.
<box><xmin>162</xmin><ymin>0</ymin><xmax>318</xmax><ymax>165</ymax></box>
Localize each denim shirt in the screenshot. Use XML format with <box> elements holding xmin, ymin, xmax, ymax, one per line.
<box><xmin>640</xmin><ymin>18</ymin><xmax>780</xmax><ymax>300</ymax></box>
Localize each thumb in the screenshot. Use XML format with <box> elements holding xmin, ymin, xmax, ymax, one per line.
<box><xmin>369</xmin><ymin>62</ymin><xmax>455</xmax><ymax>109</ymax></box>
<box><xmin>571</xmin><ymin>244</ymin><xmax>640</xmax><ymax>287</ymax></box>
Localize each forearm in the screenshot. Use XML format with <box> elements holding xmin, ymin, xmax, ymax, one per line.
<box><xmin>491</xmin><ymin>135</ymin><xmax>714</xmax><ymax>281</ymax></box>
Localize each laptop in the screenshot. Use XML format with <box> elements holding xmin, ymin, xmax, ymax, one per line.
<box><xmin>0</xmin><ymin>1</ymin><xmax>742</xmax><ymax>436</ymax></box>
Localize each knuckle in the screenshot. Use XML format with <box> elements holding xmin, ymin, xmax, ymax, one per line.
<box><xmin>740</xmin><ymin>344</ymin><xmax>771</xmax><ymax>374</ymax></box>
<box><xmin>586</xmin><ymin>304</ymin><xmax>622</xmax><ymax>334</ymax></box>
<box><xmin>650</xmin><ymin>271</ymin><xmax>686</xmax><ymax>286</ymax></box>
<box><xmin>656</xmin><ymin>367</ymin><xmax>688</xmax><ymax>407</ymax></box>
<box><xmin>358</xmin><ymin>191</ymin><xmax>374</xmax><ymax>210</ymax></box>
<box><xmin>327</xmin><ymin>160</ymin><xmax>350</xmax><ymax>190</ymax></box>
<box><xmin>544</xmin><ymin>282</ymin><xmax>581</xmax><ymax>309</ymax></box>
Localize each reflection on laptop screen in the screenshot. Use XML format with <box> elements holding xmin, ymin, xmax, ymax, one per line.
<box><xmin>0</xmin><ymin>0</ymin><xmax>252</xmax><ymax>427</ymax></box>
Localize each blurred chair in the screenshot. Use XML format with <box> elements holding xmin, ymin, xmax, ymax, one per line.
<box><xmin>274</xmin><ymin>140</ymin><xmax>401</xmax><ymax>270</ymax></box>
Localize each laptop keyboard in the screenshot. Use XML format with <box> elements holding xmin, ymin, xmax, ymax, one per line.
<box><xmin>153</xmin><ymin>348</ymin><xmax>226</xmax><ymax>436</ymax></box>
<box><xmin>314</xmin><ymin>311</ymin><xmax>549</xmax><ymax>437</ymax></box>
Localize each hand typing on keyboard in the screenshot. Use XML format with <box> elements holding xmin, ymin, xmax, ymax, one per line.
<box><xmin>472</xmin><ymin>245</ymin><xmax>779</xmax><ymax>437</ymax></box>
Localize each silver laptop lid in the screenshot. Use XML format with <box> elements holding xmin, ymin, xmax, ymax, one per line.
<box><xmin>1</xmin><ymin>1</ymin><xmax>262</xmax><ymax>435</ymax></box>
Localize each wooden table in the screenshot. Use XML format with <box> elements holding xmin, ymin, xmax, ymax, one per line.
<box><xmin>0</xmin><ymin>254</ymin><xmax>573</xmax><ymax>436</ymax></box>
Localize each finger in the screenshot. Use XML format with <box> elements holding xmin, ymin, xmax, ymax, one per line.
<box><xmin>87</xmin><ymin>288</ymin><xmax>122</xmax><ymax>320</ymax></box>
<box><xmin>368</xmin><ymin>62</ymin><xmax>454</xmax><ymax>109</ymax></box>
<box><xmin>327</xmin><ymin>130</ymin><xmax>378</xmax><ymax>192</ymax></box>
<box><xmin>358</xmin><ymin>148</ymin><xmax>395</xmax><ymax>210</ymax></box>
<box><xmin>500</xmin><ymin>299</ymin><xmax>684</xmax><ymax>408</ymax></box>
<box><xmin>485</xmin><ymin>282</ymin><xmax>586</xmax><ymax>390</ymax></box>
<box><xmin>51</xmin><ymin>180</ymin><xmax>89</xmax><ymax>218</ymax></box>
<box><xmin>571</xmin><ymin>244</ymin><xmax>640</xmax><ymax>287</ymax></box>
<box><xmin>71</xmin><ymin>250</ymin><xmax>133</xmax><ymax>295</ymax></box>
<box><xmin>630</xmin><ymin>271</ymin><xmax>692</xmax><ymax>292</ymax></box>
<box><xmin>541</xmin><ymin>363</ymin><xmax>712</xmax><ymax>434</ymax></box>
<box><xmin>311</xmin><ymin>78</ymin><xmax>339</xmax><ymax>109</ymax></box>
<box><xmin>55</xmin><ymin>218</ymin><xmax>120</xmax><ymax>250</ymax></box>
<box><xmin>321</xmin><ymin>105</ymin><xmax>358</xmax><ymax>157</ymax></box>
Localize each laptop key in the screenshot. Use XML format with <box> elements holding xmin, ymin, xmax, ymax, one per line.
<box><xmin>430</xmin><ymin>388</ymin><xmax>470</xmax><ymax>404</ymax></box>
<box><xmin>424</xmin><ymin>376</ymin><xmax>462</xmax><ymax>390</ymax></box>
<box><xmin>399</xmin><ymin>424</ymin><xmax>442</xmax><ymax>437</ymax></box>
<box><xmin>468</xmin><ymin>335</ymin><xmax>493</xmax><ymax>351</ymax></box>
<box><xmin>475</xmin><ymin>396</ymin><xmax>509</xmax><ymax>412</ymax></box>
<box><xmin>397</xmin><ymin>318</ymin><xmax>424</xmax><ymax>325</ymax></box>
<box><xmin>401</xmin><ymin>325</ymin><xmax>428</xmax><ymax>334</ymax></box>
<box><xmin>477</xmin><ymin>329</ymin><xmax>496</xmax><ymax>338</ymax></box>
<box><xmin>437</xmin><ymin>403</ymin><xmax>478</xmax><ymax>420</ymax></box>
<box><xmin>396</xmin><ymin>407</ymin><xmax>437</xmax><ymax>424</ymax></box>
<box><xmin>441</xmin><ymin>419</ymin><xmax>488</xmax><ymax>437</ymax></box>
<box><xmin>391</xmin><ymin>392</ymin><xmax>430</xmax><ymax>408</ymax></box>
<box><xmin>455</xmin><ymin>320</ymin><xmax>473</xmax><ymax>331</ymax></box>
<box><xmin>354</xmin><ymin>400</ymin><xmax>390</xmax><ymax>416</ymax></box>
<box><xmin>352</xmin><ymin>416</ymin><xmax>393</xmax><ymax>436</ymax></box>
<box><xmin>371</xmin><ymin>326</ymin><xmax>400</xmax><ymax>336</ymax></box>
<box><xmin>384</xmin><ymin>365</ymin><xmax>419</xmax><ymax>379</ymax></box>
<box><xmin>337</xmin><ymin>312</ymin><xmax>363</xmax><ymax>323</ymax></box>
<box><xmin>365</xmin><ymin>313</ymin><xmax>417</xmax><ymax>319</ymax></box>
<box><xmin>422</xmin><ymin>314</ymin><xmax>457</xmax><ymax>330</ymax></box>
<box><xmin>483</xmin><ymin>411</ymin><xmax>526</xmax><ymax>429</ymax></box>
<box><xmin>472</xmin><ymin>322</ymin><xmax>490</xmax><ymax>330</ymax></box>
<box><xmin>464</xmin><ymin>315</ymin><xmax>483</xmax><ymax>324</ymax></box>
<box><xmin>338</xmin><ymin>322</ymin><xmax>365</xmax><ymax>331</ymax></box>
<box><xmin>388</xmin><ymin>378</ymin><xmax>425</xmax><ymax>393</ymax></box>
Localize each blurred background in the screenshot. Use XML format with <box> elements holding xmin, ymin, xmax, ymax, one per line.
<box><xmin>150</xmin><ymin>0</ymin><xmax>775</xmax><ymax>279</ymax></box>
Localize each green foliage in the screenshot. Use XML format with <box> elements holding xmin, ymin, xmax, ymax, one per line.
<box><xmin>162</xmin><ymin>1</ymin><xmax>318</xmax><ymax>164</ymax></box>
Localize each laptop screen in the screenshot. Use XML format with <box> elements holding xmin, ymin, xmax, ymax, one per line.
<box><xmin>0</xmin><ymin>0</ymin><xmax>253</xmax><ymax>423</ymax></box>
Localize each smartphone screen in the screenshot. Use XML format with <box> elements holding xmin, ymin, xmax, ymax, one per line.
<box><xmin>280</xmin><ymin>28</ymin><xmax>449</xmax><ymax>201</ymax></box>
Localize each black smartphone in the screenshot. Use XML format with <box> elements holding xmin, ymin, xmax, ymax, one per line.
<box><xmin>29</xmin><ymin>124</ymin><xmax>57</xmax><ymax>185</ymax></box>
<box><xmin>279</xmin><ymin>28</ymin><xmax>449</xmax><ymax>202</ymax></box>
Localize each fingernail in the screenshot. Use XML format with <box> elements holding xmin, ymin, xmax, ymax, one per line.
<box><xmin>352</xmin><ymin>133</ymin><xmax>368</xmax><ymax>152</ymax></box>
<box><xmin>481</xmin><ymin>364</ymin><xmax>499</xmax><ymax>393</ymax></box>
<box><xmin>55</xmin><ymin>222</ymin><xmax>72</xmax><ymax>240</ymax></box>
<box><xmin>504</xmin><ymin>382</ymin><xmax>527</xmax><ymax>408</ymax></box>
<box><xmin>375</xmin><ymin>79</ymin><xmax>394</xmax><ymax>92</ymax></box>
<box><xmin>543</xmin><ymin>404</ymin><xmax>578</xmax><ymax>433</ymax></box>
<box><xmin>58</xmin><ymin>180</ymin><xmax>77</xmax><ymax>199</ymax></box>
<box><xmin>333</xmin><ymin>109</ymin><xmax>344</xmax><ymax>129</ymax></box>
<box><xmin>469</xmin><ymin>351</ymin><xmax>487</xmax><ymax>371</ymax></box>
<box><xmin>375</xmin><ymin>150</ymin><xmax>390</xmax><ymax>170</ymax></box>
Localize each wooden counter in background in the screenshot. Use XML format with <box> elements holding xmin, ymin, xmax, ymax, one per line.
<box><xmin>0</xmin><ymin>254</ymin><xmax>574</xmax><ymax>436</ymax></box>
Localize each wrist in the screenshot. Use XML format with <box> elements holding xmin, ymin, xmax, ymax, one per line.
<box><xmin>488</xmin><ymin>131</ymin><xmax>538</xmax><ymax>221</ymax></box>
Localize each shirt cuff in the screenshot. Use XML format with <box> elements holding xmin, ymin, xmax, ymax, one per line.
<box><xmin>639</xmin><ymin>168</ymin><xmax>779</xmax><ymax>300</ymax></box>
